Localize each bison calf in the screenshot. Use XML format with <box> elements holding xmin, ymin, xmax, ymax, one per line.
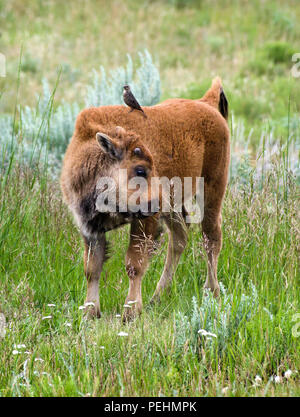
<box><xmin>60</xmin><ymin>77</ymin><xmax>230</xmax><ymax>321</ymax></box>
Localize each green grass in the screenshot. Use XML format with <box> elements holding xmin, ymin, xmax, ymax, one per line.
<box><xmin>0</xmin><ymin>163</ymin><xmax>299</xmax><ymax>396</ymax></box>
<box><xmin>1</xmin><ymin>0</ymin><xmax>300</xmax><ymax>145</ymax></box>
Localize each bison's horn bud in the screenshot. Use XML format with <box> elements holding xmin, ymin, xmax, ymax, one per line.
<box><xmin>115</xmin><ymin>126</ymin><xmax>126</xmax><ymax>137</ymax></box>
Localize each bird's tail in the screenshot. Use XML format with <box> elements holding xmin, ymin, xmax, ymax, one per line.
<box><xmin>199</xmin><ymin>77</ymin><xmax>228</xmax><ymax>121</ymax></box>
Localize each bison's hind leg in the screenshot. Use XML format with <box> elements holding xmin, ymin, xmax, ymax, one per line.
<box><xmin>150</xmin><ymin>212</ymin><xmax>188</xmax><ymax>303</ymax></box>
<box><xmin>202</xmin><ymin>211</ymin><xmax>222</xmax><ymax>298</ymax></box>
<box><xmin>201</xmin><ymin>181</ymin><xmax>226</xmax><ymax>298</ymax></box>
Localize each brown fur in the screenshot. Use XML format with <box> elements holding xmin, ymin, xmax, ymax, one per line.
<box><xmin>60</xmin><ymin>77</ymin><xmax>230</xmax><ymax>321</ymax></box>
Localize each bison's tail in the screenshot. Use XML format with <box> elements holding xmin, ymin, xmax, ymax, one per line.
<box><xmin>200</xmin><ymin>77</ymin><xmax>228</xmax><ymax>121</ymax></box>
<box><xmin>219</xmin><ymin>87</ymin><xmax>228</xmax><ymax>121</ymax></box>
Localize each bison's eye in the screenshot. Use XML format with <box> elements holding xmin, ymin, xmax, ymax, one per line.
<box><xmin>135</xmin><ymin>166</ymin><xmax>147</xmax><ymax>178</ymax></box>
<box><xmin>133</xmin><ymin>147</ymin><xmax>142</xmax><ymax>156</ymax></box>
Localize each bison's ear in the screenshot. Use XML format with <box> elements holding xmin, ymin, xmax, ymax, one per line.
<box><xmin>96</xmin><ymin>132</ymin><xmax>123</xmax><ymax>160</ymax></box>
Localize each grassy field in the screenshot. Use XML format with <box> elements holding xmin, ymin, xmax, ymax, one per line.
<box><xmin>1</xmin><ymin>0</ymin><xmax>300</xmax><ymax>142</ymax></box>
<box><xmin>0</xmin><ymin>0</ymin><xmax>299</xmax><ymax>397</ymax></box>
<box><xmin>0</xmin><ymin>164</ymin><xmax>298</xmax><ymax>396</ymax></box>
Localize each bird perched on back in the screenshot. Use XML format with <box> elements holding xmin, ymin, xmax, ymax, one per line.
<box><xmin>123</xmin><ymin>85</ymin><xmax>147</xmax><ymax>118</ymax></box>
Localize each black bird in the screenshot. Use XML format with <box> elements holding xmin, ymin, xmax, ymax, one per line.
<box><xmin>123</xmin><ymin>85</ymin><xmax>147</xmax><ymax>118</ymax></box>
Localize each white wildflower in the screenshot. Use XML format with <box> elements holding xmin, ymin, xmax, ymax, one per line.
<box><xmin>274</xmin><ymin>375</ymin><xmax>281</xmax><ymax>384</ymax></box>
<box><xmin>79</xmin><ymin>302</ymin><xmax>95</xmax><ymax>310</ymax></box>
<box><xmin>123</xmin><ymin>304</ymin><xmax>131</xmax><ymax>308</ymax></box>
<box><xmin>34</xmin><ymin>358</ymin><xmax>44</xmax><ymax>362</ymax></box>
<box><xmin>221</xmin><ymin>387</ymin><xmax>229</xmax><ymax>394</ymax></box>
<box><xmin>118</xmin><ymin>332</ymin><xmax>129</xmax><ymax>337</ymax></box>
<box><xmin>127</xmin><ymin>300</ymin><xmax>137</xmax><ymax>305</ymax></box>
<box><xmin>42</xmin><ymin>315</ymin><xmax>52</xmax><ymax>320</ymax></box>
<box><xmin>47</xmin><ymin>304</ymin><xmax>56</xmax><ymax>307</ymax></box>
<box><xmin>14</xmin><ymin>344</ymin><xmax>26</xmax><ymax>349</ymax></box>
<box><xmin>198</xmin><ymin>329</ymin><xmax>217</xmax><ymax>338</ymax></box>
<box><xmin>254</xmin><ymin>375</ymin><xmax>262</xmax><ymax>385</ymax></box>
<box><xmin>65</xmin><ymin>322</ymin><xmax>72</xmax><ymax>327</ymax></box>
<box><xmin>99</xmin><ymin>346</ymin><xmax>105</xmax><ymax>350</ymax></box>
<box><xmin>284</xmin><ymin>369</ymin><xmax>292</xmax><ymax>379</ymax></box>
<box><xmin>12</xmin><ymin>350</ymin><xmax>20</xmax><ymax>355</ymax></box>
<box><xmin>115</xmin><ymin>314</ymin><xmax>121</xmax><ymax>318</ymax></box>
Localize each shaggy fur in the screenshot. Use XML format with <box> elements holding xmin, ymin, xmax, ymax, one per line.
<box><xmin>60</xmin><ymin>77</ymin><xmax>230</xmax><ymax>321</ymax></box>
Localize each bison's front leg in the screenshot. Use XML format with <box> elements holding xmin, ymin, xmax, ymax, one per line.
<box><xmin>83</xmin><ymin>234</ymin><xmax>107</xmax><ymax>318</ymax></box>
<box><xmin>123</xmin><ymin>217</ymin><xmax>158</xmax><ymax>322</ymax></box>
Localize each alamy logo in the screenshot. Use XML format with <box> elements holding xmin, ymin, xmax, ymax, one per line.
<box><xmin>0</xmin><ymin>53</ymin><xmax>6</xmax><ymax>77</ymax></box>
<box><xmin>95</xmin><ymin>172</ymin><xmax>204</xmax><ymax>223</ymax></box>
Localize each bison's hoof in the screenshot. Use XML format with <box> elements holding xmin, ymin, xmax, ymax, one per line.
<box><xmin>82</xmin><ymin>302</ymin><xmax>101</xmax><ymax>319</ymax></box>
<box><xmin>203</xmin><ymin>285</ymin><xmax>220</xmax><ymax>298</ymax></box>
<box><xmin>122</xmin><ymin>300</ymin><xmax>142</xmax><ymax>323</ymax></box>
<box><xmin>149</xmin><ymin>293</ymin><xmax>161</xmax><ymax>305</ymax></box>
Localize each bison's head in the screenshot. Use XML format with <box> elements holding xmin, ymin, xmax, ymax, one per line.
<box><xmin>95</xmin><ymin>126</ymin><xmax>159</xmax><ymax>218</ymax></box>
